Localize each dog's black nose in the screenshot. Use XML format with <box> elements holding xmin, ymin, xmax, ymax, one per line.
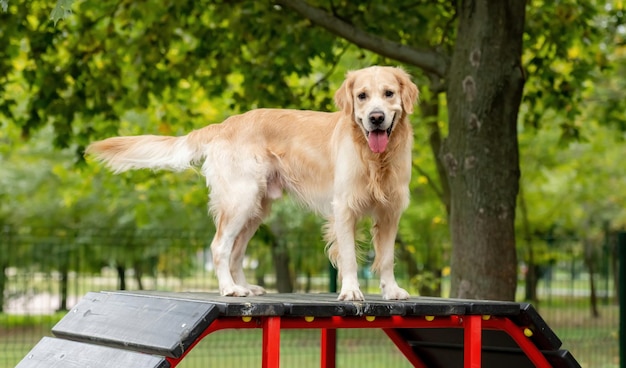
<box><xmin>368</xmin><ymin>111</ymin><xmax>385</xmax><ymax>126</ymax></box>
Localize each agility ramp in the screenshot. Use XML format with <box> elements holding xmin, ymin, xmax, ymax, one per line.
<box><xmin>16</xmin><ymin>291</ymin><xmax>581</xmax><ymax>367</ymax></box>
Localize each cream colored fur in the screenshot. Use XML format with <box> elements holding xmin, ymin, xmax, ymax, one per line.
<box><xmin>86</xmin><ymin>66</ymin><xmax>419</xmax><ymax>301</ymax></box>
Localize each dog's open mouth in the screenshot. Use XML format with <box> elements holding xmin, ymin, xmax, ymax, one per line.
<box><xmin>366</xmin><ymin>123</ymin><xmax>393</xmax><ymax>153</ymax></box>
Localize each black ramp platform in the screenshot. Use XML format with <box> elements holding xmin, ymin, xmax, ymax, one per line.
<box><xmin>15</xmin><ymin>291</ymin><xmax>581</xmax><ymax>368</ymax></box>
<box><xmin>19</xmin><ymin>336</ymin><xmax>170</xmax><ymax>368</ymax></box>
<box><xmin>51</xmin><ymin>292</ymin><xmax>220</xmax><ymax>358</ymax></box>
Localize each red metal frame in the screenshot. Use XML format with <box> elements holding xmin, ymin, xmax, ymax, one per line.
<box><xmin>262</xmin><ymin>317</ymin><xmax>281</xmax><ymax>368</ymax></box>
<box><xmin>320</xmin><ymin>328</ymin><xmax>336</xmax><ymax>368</ymax></box>
<box><xmin>464</xmin><ymin>315</ymin><xmax>482</xmax><ymax>368</ymax></box>
<box><xmin>382</xmin><ymin>328</ymin><xmax>428</xmax><ymax>368</ymax></box>
<box><xmin>166</xmin><ymin>314</ymin><xmax>552</xmax><ymax>368</ymax></box>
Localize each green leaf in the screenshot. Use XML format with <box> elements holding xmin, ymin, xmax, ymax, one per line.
<box><xmin>50</xmin><ymin>0</ymin><xmax>74</xmax><ymax>25</ymax></box>
<box><xmin>1</xmin><ymin>0</ymin><xmax>8</xmax><ymax>12</ymax></box>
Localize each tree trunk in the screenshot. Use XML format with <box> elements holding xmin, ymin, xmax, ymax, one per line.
<box><xmin>583</xmin><ymin>239</ymin><xmax>600</xmax><ymax>318</ymax></box>
<box><xmin>117</xmin><ymin>265</ymin><xmax>127</xmax><ymax>290</ymax></box>
<box><xmin>305</xmin><ymin>271</ymin><xmax>312</xmax><ymax>293</ymax></box>
<box><xmin>1</xmin><ymin>226</ymin><xmax>12</xmax><ymax>313</ymax></box>
<box><xmin>396</xmin><ymin>235</ymin><xmax>419</xmax><ymax>282</ymax></box>
<box><xmin>524</xmin><ymin>265</ymin><xmax>539</xmax><ymax>302</ymax></box>
<box><xmin>255</xmin><ymin>271</ymin><xmax>266</xmax><ymax>288</ymax></box>
<box><xmin>271</xmin><ymin>240</ymin><xmax>294</xmax><ymax>293</ymax></box>
<box><xmin>611</xmin><ymin>232</ymin><xmax>619</xmax><ymax>305</ymax></box>
<box><xmin>422</xmin><ymin>94</ymin><xmax>450</xmax><ymax>213</ymax></box>
<box><xmin>58</xmin><ymin>265</ymin><xmax>69</xmax><ymax>312</ymax></box>
<box><xmin>133</xmin><ymin>261</ymin><xmax>144</xmax><ymax>290</ymax></box>
<box><xmin>445</xmin><ymin>0</ymin><xmax>525</xmax><ymax>301</ymax></box>
<box><xmin>412</xmin><ymin>98</ymin><xmax>446</xmax><ymax>298</ymax></box>
<box><xmin>519</xmin><ymin>183</ymin><xmax>539</xmax><ymax>303</ymax></box>
<box><xmin>397</xmin><ymin>234</ymin><xmax>442</xmax><ymax>297</ymax></box>
<box><xmin>587</xmin><ymin>260</ymin><xmax>600</xmax><ymax>318</ymax></box>
<box><xmin>0</xmin><ymin>263</ymin><xmax>6</xmax><ymax>313</ymax></box>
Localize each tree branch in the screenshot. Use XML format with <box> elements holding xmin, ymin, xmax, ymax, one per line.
<box><xmin>414</xmin><ymin>163</ymin><xmax>444</xmax><ymax>203</ymax></box>
<box><xmin>421</xmin><ymin>93</ymin><xmax>450</xmax><ymax>214</ymax></box>
<box><xmin>307</xmin><ymin>42</ymin><xmax>350</xmax><ymax>99</ymax></box>
<box><xmin>276</xmin><ymin>0</ymin><xmax>448</xmax><ymax>78</ymax></box>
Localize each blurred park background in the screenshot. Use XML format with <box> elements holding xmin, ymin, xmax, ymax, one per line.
<box><xmin>1</xmin><ymin>0</ymin><xmax>625</xmax><ymax>367</ymax></box>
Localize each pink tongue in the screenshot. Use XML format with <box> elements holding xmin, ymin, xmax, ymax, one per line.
<box><xmin>368</xmin><ymin>131</ymin><xmax>389</xmax><ymax>153</ymax></box>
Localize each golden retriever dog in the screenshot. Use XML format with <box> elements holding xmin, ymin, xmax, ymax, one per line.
<box><xmin>86</xmin><ymin>66</ymin><xmax>419</xmax><ymax>301</ymax></box>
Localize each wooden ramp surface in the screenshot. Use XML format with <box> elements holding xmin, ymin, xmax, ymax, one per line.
<box><xmin>16</xmin><ymin>291</ymin><xmax>581</xmax><ymax>368</ymax></box>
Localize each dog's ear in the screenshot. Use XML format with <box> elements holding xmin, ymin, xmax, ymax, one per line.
<box><xmin>393</xmin><ymin>68</ymin><xmax>419</xmax><ymax>115</ymax></box>
<box><xmin>334</xmin><ymin>72</ymin><xmax>355</xmax><ymax>115</ymax></box>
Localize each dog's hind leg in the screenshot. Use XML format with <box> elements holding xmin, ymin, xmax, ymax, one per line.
<box><xmin>209</xmin><ymin>187</ymin><xmax>266</xmax><ymax>297</ymax></box>
<box><xmin>229</xmin><ymin>197</ymin><xmax>272</xmax><ymax>296</ymax></box>
<box><xmin>211</xmin><ymin>217</ymin><xmax>252</xmax><ymax>296</ymax></box>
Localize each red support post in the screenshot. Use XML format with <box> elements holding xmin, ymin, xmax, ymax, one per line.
<box><xmin>383</xmin><ymin>328</ymin><xmax>429</xmax><ymax>368</ymax></box>
<box><xmin>262</xmin><ymin>317</ymin><xmax>281</xmax><ymax>368</ymax></box>
<box><xmin>464</xmin><ymin>315</ymin><xmax>482</xmax><ymax>368</ymax></box>
<box><xmin>482</xmin><ymin>318</ymin><xmax>552</xmax><ymax>368</ymax></box>
<box><xmin>168</xmin><ymin>313</ymin><xmax>556</xmax><ymax>368</ymax></box>
<box><xmin>320</xmin><ymin>328</ymin><xmax>336</xmax><ymax>368</ymax></box>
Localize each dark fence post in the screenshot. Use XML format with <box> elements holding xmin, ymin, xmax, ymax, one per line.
<box><xmin>326</xmin><ymin>262</ymin><xmax>338</xmax><ymax>368</ymax></box>
<box><xmin>619</xmin><ymin>231</ymin><xmax>625</xmax><ymax>368</ymax></box>
<box><xmin>328</xmin><ymin>262</ymin><xmax>337</xmax><ymax>294</ymax></box>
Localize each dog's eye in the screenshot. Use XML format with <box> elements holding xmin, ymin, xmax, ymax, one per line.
<box><xmin>357</xmin><ymin>92</ymin><xmax>367</xmax><ymax>100</ymax></box>
<box><xmin>385</xmin><ymin>90</ymin><xmax>395</xmax><ymax>98</ymax></box>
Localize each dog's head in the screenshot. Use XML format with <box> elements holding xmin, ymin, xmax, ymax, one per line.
<box><xmin>335</xmin><ymin>66</ymin><xmax>419</xmax><ymax>153</ymax></box>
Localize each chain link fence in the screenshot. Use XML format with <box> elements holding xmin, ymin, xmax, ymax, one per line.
<box><xmin>0</xmin><ymin>226</ymin><xmax>620</xmax><ymax>367</ymax></box>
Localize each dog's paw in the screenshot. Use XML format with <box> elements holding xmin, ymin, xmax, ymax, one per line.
<box><xmin>247</xmin><ymin>284</ymin><xmax>267</xmax><ymax>296</ymax></box>
<box><xmin>337</xmin><ymin>287</ymin><xmax>365</xmax><ymax>301</ymax></box>
<box><xmin>221</xmin><ymin>285</ymin><xmax>252</xmax><ymax>297</ymax></box>
<box><xmin>382</xmin><ymin>285</ymin><xmax>410</xmax><ymax>300</ymax></box>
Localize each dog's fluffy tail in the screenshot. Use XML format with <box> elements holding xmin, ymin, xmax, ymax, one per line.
<box><xmin>86</xmin><ymin>133</ymin><xmax>206</xmax><ymax>174</ymax></box>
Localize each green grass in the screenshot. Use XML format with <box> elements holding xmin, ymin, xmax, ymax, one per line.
<box><xmin>176</xmin><ymin>329</ymin><xmax>413</xmax><ymax>368</ymax></box>
<box><xmin>0</xmin><ymin>313</ymin><xmax>64</xmax><ymax>366</ymax></box>
<box><xmin>0</xmin><ymin>313</ymin><xmax>64</xmax><ymax>328</ymax></box>
<box><xmin>537</xmin><ymin>303</ymin><xmax>620</xmax><ymax>368</ymax></box>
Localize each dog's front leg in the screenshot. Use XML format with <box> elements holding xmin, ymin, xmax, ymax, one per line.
<box><xmin>332</xmin><ymin>204</ymin><xmax>364</xmax><ymax>301</ymax></box>
<box><xmin>372</xmin><ymin>210</ymin><xmax>410</xmax><ymax>300</ymax></box>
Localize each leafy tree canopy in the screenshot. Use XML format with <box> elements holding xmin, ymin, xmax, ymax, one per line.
<box><xmin>1</xmin><ymin>0</ymin><xmax>625</xmax><ymax>300</ymax></box>
<box><xmin>2</xmin><ymin>1</ymin><xmax>622</xmax><ymax>153</ymax></box>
